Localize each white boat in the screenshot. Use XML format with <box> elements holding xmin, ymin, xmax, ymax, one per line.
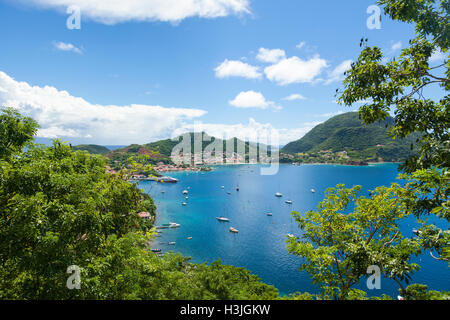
<box><xmin>285</xmin><ymin>200</ymin><xmax>293</xmax><ymax>204</ymax></box>
<box><xmin>185</xmin><ymin>196</ymin><xmax>189</xmax><ymax>199</ymax></box>
<box><xmin>227</xmin><ymin>191</ymin><xmax>231</xmax><ymax>195</ymax></box>
<box><xmin>169</xmin><ymin>222</ymin><xmax>180</xmax><ymax>228</ymax></box>
<box><xmin>216</xmin><ymin>217</ymin><xmax>230</xmax><ymax>222</ymax></box>
<box><xmin>275</xmin><ymin>192</ymin><xmax>283</xmax><ymax>197</ymax></box>
<box><xmin>287</xmin><ymin>233</ymin><xmax>295</xmax><ymax>238</ymax></box>
<box><xmin>266</xmin><ymin>212</ymin><xmax>273</xmax><ymax>216</ymax></box>
<box><xmin>311</xmin><ymin>189</ymin><xmax>316</xmax><ymax>193</ymax></box>
<box><xmin>183</xmin><ymin>190</ymin><xmax>188</xmax><ymax>194</ymax></box>
<box><xmin>168</xmin><ymin>242</ymin><xmax>176</xmax><ymax>245</ymax></box>
<box><xmin>229</xmin><ymin>227</ymin><xmax>239</xmax><ymax>233</ymax></box>
<box><xmin>182</xmin><ymin>202</ymin><xmax>187</xmax><ymax>206</ymax></box>
<box><xmin>221</xmin><ymin>186</ymin><xmax>225</xmax><ymax>189</ymax></box>
<box><xmin>161</xmin><ymin>190</ymin><xmax>165</xmax><ymax>193</ymax></box>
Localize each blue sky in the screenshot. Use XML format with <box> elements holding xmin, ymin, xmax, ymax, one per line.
<box><xmin>0</xmin><ymin>0</ymin><xmax>446</xmax><ymax>145</ymax></box>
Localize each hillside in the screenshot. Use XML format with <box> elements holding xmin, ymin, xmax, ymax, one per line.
<box><xmin>72</xmin><ymin>144</ymin><xmax>110</xmax><ymax>155</ymax></box>
<box><xmin>281</xmin><ymin>112</ymin><xmax>418</xmax><ymax>163</ymax></box>
<box><xmin>106</xmin><ymin>132</ymin><xmax>269</xmax><ymax>167</ymax></box>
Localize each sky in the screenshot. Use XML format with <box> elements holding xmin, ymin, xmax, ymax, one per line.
<box><xmin>0</xmin><ymin>0</ymin><xmax>447</xmax><ymax>146</ymax></box>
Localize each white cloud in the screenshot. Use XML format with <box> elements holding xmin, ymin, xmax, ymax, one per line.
<box><xmin>264</xmin><ymin>55</ymin><xmax>328</xmax><ymax>85</ymax></box>
<box><xmin>282</xmin><ymin>93</ymin><xmax>306</xmax><ymax>101</ymax></box>
<box><xmin>296</xmin><ymin>41</ymin><xmax>306</xmax><ymax>49</ymax></box>
<box><xmin>173</xmin><ymin>118</ymin><xmax>319</xmax><ymax>146</ymax></box>
<box><xmin>319</xmin><ymin>110</ymin><xmax>344</xmax><ymax>117</ymax></box>
<box><xmin>214</xmin><ymin>60</ymin><xmax>262</xmax><ymax>79</ymax></box>
<box><xmin>256</xmin><ymin>48</ymin><xmax>286</xmax><ymax>63</ymax></box>
<box><xmin>0</xmin><ymin>71</ymin><xmax>206</xmax><ymax>145</ymax></box>
<box><xmin>25</xmin><ymin>0</ymin><xmax>250</xmax><ymax>24</ymax></box>
<box><xmin>325</xmin><ymin>59</ymin><xmax>352</xmax><ymax>85</ymax></box>
<box><xmin>391</xmin><ymin>41</ymin><xmax>402</xmax><ymax>51</ymax></box>
<box><xmin>429</xmin><ymin>49</ymin><xmax>448</xmax><ymax>63</ymax></box>
<box><xmin>53</xmin><ymin>41</ymin><xmax>83</xmax><ymax>54</ymax></box>
<box><xmin>229</xmin><ymin>90</ymin><xmax>281</xmax><ymax>110</ymax></box>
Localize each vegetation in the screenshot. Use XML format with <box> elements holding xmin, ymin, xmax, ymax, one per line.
<box><xmin>72</xmin><ymin>144</ymin><xmax>111</xmax><ymax>155</ymax></box>
<box><xmin>0</xmin><ymin>107</ymin><xmax>279</xmax><ymax>299</ymax></box>
<box><xmin>288</xmin><ymin>0</ymin><xmax>449</xmax><ymax>300</ymax></box>
<box><xmin>281</xmin><ymin>112</ymin><xmax>419</xmax><ymax>163</ymax></box>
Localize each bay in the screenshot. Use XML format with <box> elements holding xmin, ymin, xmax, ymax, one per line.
<box><xmin>138</xmin><ymin>163</ymin><xmax>449</xmax><ymax>297</ymax></box>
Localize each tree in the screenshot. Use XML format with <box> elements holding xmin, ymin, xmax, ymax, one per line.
<box><xmin>287</xmin><ymin>184</ymin><xmax>421</xmax><ymax>299</ymax></box>
<box><xmin>289</xmin><ymin>0</ymin><xmax>448</xmax><ymax>300</ymax></box>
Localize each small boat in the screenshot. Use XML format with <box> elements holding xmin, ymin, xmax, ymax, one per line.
<box><xmin>227</xmin><ymin>191</ymin><xmax>231</xmax><ymax>195</ymax></box>
<box><xmin>266</xmin><ymin>212</ymin><xmax>273</xmax><ymax>216</ymax></box>
<box><xmin>229</xmin><ymin>227</ymin><xmax>239</xmax><ymax>233</ymax></box>
<box><xmin>216</xmin><ymin>217</ymin><xmax>230</xmax><ymax>222</ymax></box>
<box><xmin>183</xmin><ymin>190</ymin><xmax>188</xmax><ymax>194</ymax></box>
<box><xmin>311</xmin><ymin>189</ymin><xmax>316</xmax><ymax>193</ymax></box>
<box><xmin>221</xmin><ymin>186</ymin><xmax>225</xmax><ymax>189</ymax></box>
<box><xmin>287</xmin><ymin>233</ymin><xmax>295</xmax><ymax>238</ymax></box>
<box><xmin>185</xmin><ymin>196</ymin><xmax>189</xmax><ymax>199</ymax></box>
<box><xmin>187</xmin><ymin>237</ymin><xmax>192</xmax><ymax>240</ymax></box>
<box><xmin>168</xmin><ymin>242</ymin><xmax>176</xmax><ymax>245</ymax></box>
<box><xmin>275</xmin><ymin>192</ymin><xmax>283</xmax><ymax>197</ymax></box>
<box><xmin>412</xmin><ymin>229</ymin><xmax>421</xmax><ymax>235</ymax></box>
<box><xmin>285</xmin><ymin>200</ymin><xmax>293</xmax><ymax>204</ymax></box>
<box><xmin>236</xmin><ymin>187</ymin><xmax>240</xmax><ymax>191</ymax></box>
<box><xmin>161</xmin><ymin>190</ymin><xmax>165</xmax><ymax>193</ymax></box>
<box><xmin>182</xmin><ymin>202</ymin><xmax>187</xmax><ymax>206</ymax></box>
<box><xmin>169</xmin><ymin>222</ymin><xmax>180</xmax><ymax>228</ymax></box>
<box><xmin>151</xmin><ymin>249</ymin><xmax>161</xmax><ymax>253</ymax></box>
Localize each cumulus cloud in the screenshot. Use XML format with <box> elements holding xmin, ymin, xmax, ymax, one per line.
<box><xmin>256</xmin><ymin>48</ymin><xmax>286</xmax><ymax>63</ymax></box>
<box><xmin>325</xmin><ymin>59</ymin><xmax>352</xmax><ymax>85</ymax></box>
<box><xmin>429</xmin><ymin>49</ymin><xmax>448</xmax><ymax>63</ymax></box>
<box><xmin>282</xmin><ymin>93</ymin><xmax>306</xmax><ymax>101</ymax></box>
<box><xmin>264</xmin><ymin>55</ymin><xmax>328</xmax><ymax>85</ymax></box>
<box><xmin>229</xmin><ymin>90</ymin><xmax>281</xmax><ymax>110</ymax></box>
<box><xmin>53</xmin><ymin>41</ymin><xmax>83</xmax><ymax>54</ymax></box>
<box><xmin>214</xmin><ymin>60</ymin><xmax>262</xmax><ymax>79</ymax></box>
<box><xmin>23</xmin><ymin>0</ymin><xmax>250</xmax><ymax>24</ymax></box>
<box><xmin>296</xmin><ymin>41</ymin><xmax>306</xmax><ymax>49</ymax></box>
<box><xmin>391</xmin><ymin>41</ymin><xmax>402</xmax><ymax>51</ymax></box>
<box><xmin>0</xmin><ymin>71</ymin><xmax>206</xmax><ymax>145</ymax></box>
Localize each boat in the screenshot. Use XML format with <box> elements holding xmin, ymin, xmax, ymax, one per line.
<box><xmin>275</xmin><ymin>192</ymin><xmax>283</xmax><ymax>197</ymax></box>
<box><xmin>151</xmin><ymin>249</ymin><xmax>161</xmax><ymax>253</ymax></box>
<box><xmin>287</xmin><ymin>233</ymin><xmax>295</xmax><ymax>238</ymax></box>
<box><xmin>227</xmin><ymin>191</ymin><xmax>231</xmax><ymax>195</ymax></box>
<box><xmin>236</xmin><ymin>187</ymin><xmax>240</xmax><ymax>191</ymax></box>
<box><xmin>311</xmin><ymin>189</ymin><xmax>316</xmax><ymax>193</ymax></box>
<box><xmin>229</xmin><ymin>227</ymin><xmax>239</xmax><ymax>233</ymax></box>
<box><xmin>185</xmin><ymin>196</ymin><xmax>189</xmax><ymax>199</ymax></box>
<box><xmin>183</xmin><ymin>190</ymin><xmax>188</xmax><ymax>194</ymax></box>
<box><xmin>285</xmin><ymin>200</ymin><xmax>293</xmax><ymax>204</ymax></box>
<box><xmin>216</xmin><ymin>217</ymin><xmax>230</xmax><ymax>222</ymax></box>
<box><xmin>182</xmin><ymin>202</ymin><xmax>187</xmax><ymax>206</ymax></box>
<box><xmin>168</xmin><ymin>242</ymin><xmax>176</xmax><ymax>245</ymax></box>
<box><xmin>266</xmin><ymin>212</ymin><xmax>273</xmax><ymax>216</ymax></box>
<box><xmin>187</xmin><ymin>237</ymin><xmax>193</xmax><ymax>240</ymax></box>
<box><xmin>161</xmin><ymin>190</ymin><xmax>165</xmax><ymax>193</ymax></box>
<box><xmin>221</xmin><ymin>186</ymin><xmax>225</xmax><ymax>189</ymax></box>
<box><xmin>168</xmin><ymin>222</ymin><xmax>180</xmax><ymax>228</ymax></box>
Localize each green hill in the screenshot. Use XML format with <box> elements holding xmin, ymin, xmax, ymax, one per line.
<box><xmin>106</xmin><ymin>132</ymin><xmax>269</xmax><ymax>167</ymax></box>
<box><xmin>72</xmin><ymin>144</ymin><xmax>110</xmax><ymax>155</ymax></box>
<box><xmin>281</xmin><ymin>112</ymin><xmax>418</xmax><ymax>163</ymax></box>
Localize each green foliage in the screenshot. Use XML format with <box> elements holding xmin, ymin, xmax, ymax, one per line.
<box><xmin>287</xmin><ymin>184</ymin><xmax>421</xmax><ymax>299</ymax></box>
<box><xmin>281</xmin><ymin>112</ymin><xmax>419</xmax><ymax>162</ymax></box>
<box><xmin>72</xmin><ymin>144</ymin><xmax>110</xmax><ymax>155</ymax></box>
<box><xmin>0</xmin><ymin>108</ymin><xmax>280</xmax><ymax>300</ymax></box>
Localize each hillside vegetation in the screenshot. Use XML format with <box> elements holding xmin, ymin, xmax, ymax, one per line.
<box><xmin>72</xmin><ymin>144</ymin><xmax>110</xmax><ymax>155</ymax></box>
<box><xmin>282</xmin><ymin>112</ymin><xmax>419</xmax><ymax>163</ymax></box>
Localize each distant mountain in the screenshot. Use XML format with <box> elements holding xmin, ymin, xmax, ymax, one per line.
<box><xmin>282</xmin><ymin>112</ymin><xmax>418</xmax><ymax>162</ymax></box>
<box><xmin>72</xmin><ymin>144</ymin><xmax>110</xmax><ymax>155</ymax></box>
<box><xmin>106</xmin><ymin>132</ymin><xmax>269</xmax><ymax>166</ymax></box>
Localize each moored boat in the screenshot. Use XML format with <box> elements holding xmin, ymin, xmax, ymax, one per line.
<box><xmin>229</xmin><ymin>227</ymin><xmax>239</xmax><ymax>233</ymax></box>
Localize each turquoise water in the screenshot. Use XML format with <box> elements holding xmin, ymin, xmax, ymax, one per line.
<box><xmin>138</xmin><ymin>163</ymin><xmax>449</xmax><ymax>297</ymax></box>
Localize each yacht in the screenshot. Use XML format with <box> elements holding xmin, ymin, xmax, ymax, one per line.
<box><xmin>168</xmin><ymin>242</ymin><xmax>176</xmax><ymax>245</ymax></box>
<box><xmin>182</xmin><ymin>202</ymin><xmax>187</xmax><ymax>206</ymax></box>
<box><xmin>275</xmin><ymin>192</ymin><xmax>283</xmax><ymax>197</ymax></box>
<box><xmin>183</xmin><ymin>190</ymin><xmax>188</xmax><ymax>195</ymax></box>
<box><xmin>285</xmin><ymin>200</ymin><xmax>293</xmax><ymax>204</ymax></box>
<box><xmin>266</xmin><ymin>212</ymin><xmax>273</xmax><ymax>216</ymax></box>
<box><xmin>216</xmin><ymin>217</ymin><xmax>230</xmax><ymax>222</ymax></box>
<box><xmin>311</xmin><ymin>189</ymin><xmax>316</xmax><ymax>193</ymax></box>
<box><xmin>169</xmin><ymin>222</ymin><xmax>180</xmax><ymax>228</ymax></box>
<box><xmin>229</xmin><ymin>227</ymin><xmax>239</xmax><ymax>233</ymax></box>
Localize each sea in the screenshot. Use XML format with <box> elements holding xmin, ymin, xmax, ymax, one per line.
<box><xmin>138</xmin><ymin>163</ymin><xmax>450</xmax><ymax>297</ymax></box>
